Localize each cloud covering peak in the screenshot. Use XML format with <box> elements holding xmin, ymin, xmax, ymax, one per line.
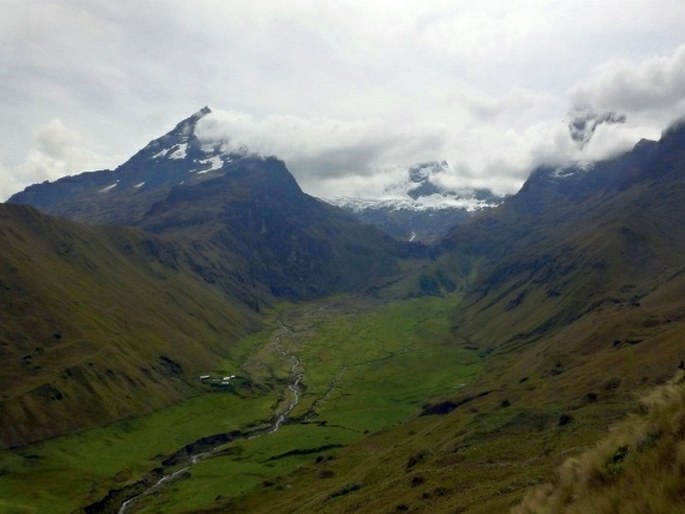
<box><xmin>2</xmin><ymin>2</ymin><xmax>685</xmax><ymax>200</ymax></box>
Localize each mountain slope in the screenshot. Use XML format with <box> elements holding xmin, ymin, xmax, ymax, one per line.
<box><xmin>0</xmin><ymin>204</ymin><xmax>253</xmax><ymax>448</ymax></box>
<box><xmin>139</xmin><ymin>156</ymin><xmax>409</xmax><ymax>298</ymax></box>
<box><xmin>438</xmin><ymin>124</ymin><xmax>685</xmax><ymax>348</ymax></box>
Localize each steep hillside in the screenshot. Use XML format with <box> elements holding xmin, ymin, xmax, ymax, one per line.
<box><xmin>514</xmin><ymin>371</ymin><xmax>685</xmax><ymax>514</ymax></box>
<box><xmin>138</xmin><ymin>156</ymin><xmax>409</xmax><ymax>299</ymax></box>
<box><xmin>0</xmin><ymin>204</ymin><xmax>253</xmax><ymax>448</ymax></box>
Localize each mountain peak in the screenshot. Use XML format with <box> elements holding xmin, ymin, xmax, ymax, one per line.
<box><xmin>176</xmin><ymin>106</ymin><xmax>212</xmax><ymax>136</ymax></box>
<box><xmin>7</xmin><ymin>107</ymin><xmax>258</xmax><ymax>224</ymax></box>
<box><xmin>195</xmin><ymin>105</ymin><xmax>212</xmax><ymax>118</ymax></box>
<box><xmin>138</xmin><ymin>106</ymin><xmax>213</xmax><ymax>158</ymax></box>
<box><xmin>406</xmin><ymin>161</ymin><xmax>448</xmax><ymax>199</ymax></box>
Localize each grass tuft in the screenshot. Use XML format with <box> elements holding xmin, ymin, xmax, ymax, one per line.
<box><xmin>513</xmin><ymin>372</ymin><xmax>685</xmax><ymax>514</ymax></box>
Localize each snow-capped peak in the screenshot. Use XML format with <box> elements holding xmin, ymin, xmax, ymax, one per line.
<box><xmin>325</xmin><ymin>160</ymin><xmax>502</xmax><ymax>218</ymax></box>
<box><xmin>128</xmin><ymin>106</ymin><xmax>251</xmax><ymax>181</ymax></box>
<box><xmin>322</xmin><ymin>160</ymin><xmax>503</xmax><ymax>241</ymax></box>
<box><xmin>326</xmin><ymin>193</ymin><xmax>497</xmax><ymax>213</ymax></box>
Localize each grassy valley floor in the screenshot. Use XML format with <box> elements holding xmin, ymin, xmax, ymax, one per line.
<box><xmin>0</xmin><ymin>294</ymin><xmax>479</xmax><ymax>513</ymax></box>
<box><xmin>1</xmin><ymin>291</ymin><xmax>678</xmax><ymax>513</ymax></box>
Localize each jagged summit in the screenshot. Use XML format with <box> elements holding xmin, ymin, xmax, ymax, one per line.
<box><xmin>406</xmin><ymin>161</ymin><xmax>446</xmax><ymax>199</ymax></box>
<box><xmin>133</xmin><ymin>106</ymin><xmax>212</xmax><ymax>160</ymax></box>
<box><xmin>7</xmin><ymin>108</ymin><xmax>260</xmax><ymax>224</ymax></box>
<box><xmin>116</xmin><ymin>105</ymin><xmax>236</xmax><ymax>183</ymax></box>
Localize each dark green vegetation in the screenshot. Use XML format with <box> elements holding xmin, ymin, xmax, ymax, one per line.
<box><xmin>4</xmin><ymin>113</ymin><xmax>685</xmax><ymax>512</ymax></box>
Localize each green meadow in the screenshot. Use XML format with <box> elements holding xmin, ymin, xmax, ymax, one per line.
<box><xmin>0</xmin><ymin>393</ymin><xmax>276</xmax><ymax>513</ymax></box>
<box><xmin>0</xmin><ymin>293</ymin><xmax>482</xmax><ymax>513</ymax></box>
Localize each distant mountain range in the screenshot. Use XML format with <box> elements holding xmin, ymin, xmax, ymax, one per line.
<box><xmin>10</xmin><ymin>109</ymin><xmax>502</xmax><ymax>243</ymax></box>
<box><xmin>325</xmin><ymin>161</ymin><xmax>503</xmax><ymax>242</ymax></box>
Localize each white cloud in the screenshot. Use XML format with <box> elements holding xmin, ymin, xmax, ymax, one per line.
<box><xmin>196</xmin><ymin>110</ymin><xmax>448</xmax><ymax>191</ymax></box>
<box><xmin>557</xmin><ymin>43</ymin><xmax>685</xmax><ymax>156</ymax></box>
<box><xmin>2</xmin><ymin>1</ymin><xmax>685</xmax><ymax>201</ymax></box>
<box><xmin>0</xmin><ymin>163</ymin><xmax>19</xmax><ymax>203</ymax></box>
<box><xmin>571</xmin><ymin>44</ymin><xmax>685</xmax><ymax>114</ymax></box>
<box><xmin>3</xmin><ymin>119</ymin><xmax>114</xmax><ymax>200</ymax></box>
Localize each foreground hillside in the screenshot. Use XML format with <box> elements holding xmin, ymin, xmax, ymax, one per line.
<box><xmin>515</xmin><ymin>371</ymin><xmax>685</xmax><ymax>514</ymax></box>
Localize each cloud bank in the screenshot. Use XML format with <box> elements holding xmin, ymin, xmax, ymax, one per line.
<box><xmin>2</xmin><ymin>2</ymin><xmax>685</xmax><ymax>200</ymax></box>
<box><xmin>0</xmin><ymin>119</ymin><xmax>112</xmax><ymax>200</ymax></box>
<box><xmin>195</xmin><ymin>111</ymin><xmax>449</xmax><ymax>195</ymax></box>
<box><xmin>571</xmin><ymin>45</ymin><xmax>685</xmax><ymax>115</ymax></box>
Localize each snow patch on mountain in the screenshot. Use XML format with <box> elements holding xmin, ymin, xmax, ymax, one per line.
<box><xmin>325</xmin><ymin>161</ymin><xmax>502</xmax><ymax>213</ymax></box>
<box><xmin>322</xmin><ymin>161</ymin><xmax>503</xmax><ymax>241</ymax></box>
<box><xmin>197</xmin><ymin>155</ymin><xmax>227</xmax><ymax>174</ymax></box>
<box><xmin>99</xmin><ymin>181</ymin><xmax>119</xmax><ymax>193</ymax></box>
<box><xmin>326</xmin><ymin>193</ymin><xmax>495</xmax><ymax>213</ymax></box>
<box><xmin>169</xmin><ymin>143</ymin><xmax>188</xmax><ymax>160</ymax></box>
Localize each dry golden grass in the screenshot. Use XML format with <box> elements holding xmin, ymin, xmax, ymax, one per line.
<box><xmin>513</xmin><ymin>371</ymin><xmax>685</xmax><ymax>514</ymax></box>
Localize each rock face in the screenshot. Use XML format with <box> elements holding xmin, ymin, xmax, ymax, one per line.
<box><xmin>136</xmin><ymin>155</ymin><xmax>408</xmax><ymax>299</ymax></box>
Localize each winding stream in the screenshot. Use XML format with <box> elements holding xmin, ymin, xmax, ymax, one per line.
<box><xmin>105</xmin><ymin>319</ymin><xmax>304</xmax><ymax>514</ymax></box>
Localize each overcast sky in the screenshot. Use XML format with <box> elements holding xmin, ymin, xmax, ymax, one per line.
<box><xmin>3</xmin><ymin>0</ymin><xmax>685</xmax><ymax>200</ymax></box>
